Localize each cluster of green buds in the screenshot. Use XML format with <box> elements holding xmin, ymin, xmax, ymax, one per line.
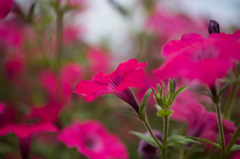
<box><xmin>151</xmin><ymin>79</ymin><xmax>188</xmax><ymax>118</ymax></box>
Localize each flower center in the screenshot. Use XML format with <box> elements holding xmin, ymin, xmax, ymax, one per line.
<box><xmin>84</xmin><ymin>136</ymin><xmax>103</xmax><ymax>152</ymax></box>
<box><xmin>189</xmin><ymin>46</ymin><xmax>219</xmax><ymax>62</ymax></box>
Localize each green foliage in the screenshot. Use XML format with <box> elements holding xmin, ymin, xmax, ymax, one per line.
<box><xmin>157</xmin><ymin>109</ymin><xmax>174</xmax><ymax>118</ymax></box>
<box><xmin>186</xmin><ymin>136</ymin><xmax>221</xmax><ymax>150</ymax></box>
<box><xmin>130</xmin><ymin>131</ymin><xmax>160</xmax><ymax>147</ymax></box>
<box><xmin>166</xmin><ymin>135</ymin><xmax>200</xmax><ymax>147</ymax></box>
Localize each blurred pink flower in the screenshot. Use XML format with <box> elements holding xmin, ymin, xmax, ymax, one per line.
<box><xmin>0</xmin><ymin>22</ymin><xmax>24</xmax><ymax>48</ymax></box>
<box><xmin>0</xmin><ymin>122</ymin><xmax>58</xmax><ymax>159</ymax></box>
<box><xmin>146</xmin><ymin>7</ymin><xmax>207</xmax><ymax>40</ymax></box>
<box><xmin>26</xmin><ymin>102</ymin><xmax>62</xmax><ymax>123</ymax></box>
<box><xmin>0</xmin><ymin>122</ymin><xmax>58</xmax><ymax>138</ymax></box>
<box><xmin>0</xmin><ymin>106</ymin><xmax>15</xmax><ymax>128</ymax></box>
<box><xmin>58</xmin><ymin>120</ymin><xmax>129</xmax><ymax>159</ymax></box>
<box><xmin>171</xmin><ymin>102</ymin><xmax>236</xmax><ymax>147</ymax></box>
<box><xmin>0</xmin><ymin>0</ymin><xmax>13</xmax><ymax>19</ymax></box>
<box><xmin>3</xmin><ymin>54</ymin><xmax>24</xmax><ymax>80</ymax></box>
<box><xmin>60</xmin><ymin>63</ymin><xmax>82</xmax><ymax>87</ymax></box>
<box><xmin>74</xmin><ymin>59</ymin><xmax>146</xmax><ymax>113</ymax></box>
<box><xmin>154</xmin><ymin>31</ymin><xmax>240</xmax><ymax>85</ymax></box>
<box><xmin>0</xmin><ymin>102</ymin><xmax>4</xmax><ymax>114</ymax></box>
<box><xmin>39</xmin><ymin>63</ymin><xmax>82</xmax><ymax>104</ymax></box>
<box><xmin>63</xmin><ymin>25</ymin><xmax>83</xmax><ymax>44</ymax></box>
<box><xmin>87</xmin><ymin>48</ymin><xmax>112</xmax><ymax>75</ymax></box>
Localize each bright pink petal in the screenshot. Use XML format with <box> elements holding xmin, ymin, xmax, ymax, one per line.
<box><xmin>115</xmin><ymin>69</ymin><xmax>145</xmax><ymax>90</ymax></box>
<box><xmin>116</xmin><ymin>59</ymin><xmax>147</xmax><ymax>75</ymax></box>
<box><xmin>0</xmin><ymin>122</ymin><xmax>58</xmax><ymax>138</ymax></box>
<box><xmin>58</xmin><ymin>120</ymin><xmax>128</xmax><ymax>159</ymax></box>
<box><xmin>60</xmin><ymin>63</ymin><xmax>82</xmax><ymax>87</ymax></box>
<box><xmin>154</xmin><ymin>31</ymin><xmax>240</xmax><ymax>85</ymax></box>
<box><xmin>74</xmin><ymin>59</ymin><xmax>146</xmax><ymax>101</ymax></box>
<box><xmin>74</xmin><ymin>80</ymin><xmax>112</xmax><ymax>102</ymax></box>
<box><xmin>0</xmin><ymin>0</ymin><xmax>13</xmax><ymax>19</ymax></box>
<box><xmin>162</xmin><ymin>33</ymin><xmax>203</xmax><ymax>58</ymax></box>
<box><xmin>26</xmin><ymin>103</ymin><xmax>62</xmax><ymax>123</ymax></box>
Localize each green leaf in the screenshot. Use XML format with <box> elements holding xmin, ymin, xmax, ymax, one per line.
<box><xmin>175</xmin><ymin>86</ymin><xmax>188</xmax><ymax>96</ymax></box>
<box><xmin>155</xmin><ymin>105</ymin><xmax>162</xmax><ymax>111</ymax></box>
<box><xmin>157</xmin><ymin>84</ymin><xmax>161</xmax><ymax>94</ymax></box>
<box><xmin>122</xmin><ymin>111</ymin><xmax>141</xmax><ymax>120</ymax></box>
<box><xmin>186</xmin><ymin>136</ymin><xmax>221</xmax><ymax>150</ymax></box>
<box><xmin>151</xmin><ymin>87</ymin><xmax>157</xmax><ymax>95</ymax></box>
<box><xmin>169</xmin><ymin>79</ymin><xmax>174</xmax><ymax>94</ymax></box>
<box><xmin>130</xmin><ymin>131</ymin><xmax>159</xmax><ymax>147</ymax></box>
<box><xmin>160</xmin><ymin>86</ymin><xmax>163</xmax><ymax>99</ymax></box>
<box><xmin>168</xmin><ymin>86</ymin><xmax>188</xmax><ymax>108</ymax></box>
<box><xmin>231</xmin><ymin>144</ymin><xmax>240</xmax><ymax>151</ymax></box>
<box><xmin>161</xmin><ymin>81</ymin><xmax>168</xmax><ymax>93</ymax></box>
<box><xmin>157</xmin><ymin>109</ymin><xmax>174</xmax><ymax>118</ymax></box>
<box><xmin>166</xmin><ymin>135</ymin><xmax>200</xmax><ymax>147</ymax></box>
<box><xmin>142</xmin><ymin>89</ymin><xmax>152</xmax><ymax>104</ymax></box>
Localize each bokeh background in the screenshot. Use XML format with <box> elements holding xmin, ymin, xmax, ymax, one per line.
<box><xmin>1</xmin><ymin>0</ymin><xmax>240</xmax><ymax>158</ymax></box>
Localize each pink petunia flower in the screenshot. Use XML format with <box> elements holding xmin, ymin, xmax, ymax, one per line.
<box><xmin>87</xmin><ymin>48</ymin><xmax>112</xmax><ymax>75</ymax></box>
<box><xmin>0</xmin><ymin>122</ymin><xmax>58</xmax><ymax>159</ymax></box>
<box><xmin>58</xmin><ymin>120</ymin><xmax>129</xmax><ymax>159</ymax></box>
<box><xmin>39</xmin><ymin>63</ymin><xmax>82</xmax><ymax>105</ymax></box>
<box><xmin>0</xmin><ymin>0</ymin><xmax>13</xmax><ymax>20</ymax></box>
<box><xmin>25</xmin><ymin>102</ymin><xmax>63</xmax><ymax>123</ymax></box>
<box><xmin>74</xmin><ymin>59</ymin><xmax>147</xmax><ymax>113</ymax></box>
<box><xmin>154</xmin><ymin>31</ymin><xmax>240</xmax><ymax>86</ymax></box>
<box><xmin>146</xmin><ymin>7</ymin><xmax>207</xmax><ymax>41</ymax></box>
<box><xmin>171</xmin><ymin>102</ymin><xmax>236</xmax><ymax>148</ymax></box>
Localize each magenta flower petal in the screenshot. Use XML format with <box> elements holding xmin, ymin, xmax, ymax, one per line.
<box><xmin>74</xmin><ymin>59</ymin><xmax>147</xmax><ymax>113</ymax></box>
<box><xmin>162</xmin><ymin>33</ymin><xmax>203</xmax><ymax>58</ymax></box>
<box><xmin>171</xmin><ymin>102</ymin><xmax>236</xmax><ymax>147</ymax></box>
<box><xmin>0</xmin><ymin>122</ymin><xmax>58</xmax><ymax>138</ymax></box>
<box><xmin>0</xmin><ymin>0</ymin><xmax>13</xmax><ymax>19</ymax></box>
<box><xmin>58</xmin><ymin>120</ymin><xmax>129</xmax><ymax>159</ymax></box>
<box><xmin>154</xmin><ymin>31</ymin><xmax>240</xmax><ymax>85</ymax></box>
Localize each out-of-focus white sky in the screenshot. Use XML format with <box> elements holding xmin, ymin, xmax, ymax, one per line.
<box><xmin>75</xmin><ymin>0</ymin><xmax>240</xmax><ymax>54</ymax></box>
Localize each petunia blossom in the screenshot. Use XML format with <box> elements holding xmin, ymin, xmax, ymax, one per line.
<box><xmin>58</xmin><ymin>120</ymin><xmax>128</xmax><ymax>159</ymax></box>
<box><xmin>0</xmin><ymin>122</ymin><xmax>58</xmax><ymax>159</ymax></box>
<box><xmin>0</xmin><ymin>0</ymin><xmax>13</xmax><ymax>19</ymax></box>
<box><xmin>146</xmin><ymin>7</ymin><xmax>207</xmax><ymax>41</ymax></box>
<box><xmin>74</xmin><ymin>59</ymin><xmax>147</xmax><ymax>113</ymax></box>
<box><xmin>154</xmin><ymin>31</ymin><xmax>240</xmax><ymax>86</ymax></box>
<box><xmin>39</xmin><ymin>63</ymin><xmax>82</xmax><ymax>105</ymax></box>
<box><xmin>170</xmin><ymin>102</ymin><xmax>236</xmax><ymax>148</ymax></box>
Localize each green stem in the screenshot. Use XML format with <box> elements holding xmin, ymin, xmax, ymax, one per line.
<box><xmin>143</xmin><ymin>119</ymin><xmax>163</xmax><ymax>151</ymax></box>
<box><xmin>162</xmin><ymin>117</ymin><xmax>169</xmax><ymax>159</ymax></box>
<box><xmin>215</xmin><ymin>102</ymin><xmax>226</xmax><ymax>158</ymax></box>
<box><xmin>226</xmin><ymin>125</ymin><xmax>240</xmax><ymax>153</ymax></box>
<box><xmin>224</xmin><ymin>84</ymin><xmax>237</xmax><ymax>119</ymax></box>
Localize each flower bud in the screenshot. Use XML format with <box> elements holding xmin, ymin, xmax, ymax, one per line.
<box><xmin>208</xmin><ymin>20</ymin><xmax>220</xmax><ymax>34</ymax></box>
<box><xmin>138</xmin><ymin>130</ymin><xmax>163</xmax><ymax>159</ymax></box>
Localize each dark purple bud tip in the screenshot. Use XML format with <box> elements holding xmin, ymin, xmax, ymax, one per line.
<box><xmin>138</xmin><ymin>130</ymin><xmax>163</xmax><ymax>159</ymax></box>
<box><xmin>208</xmin><ymin>20</ymin><xmax>220</xmax><ymax>34</ymax></box>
